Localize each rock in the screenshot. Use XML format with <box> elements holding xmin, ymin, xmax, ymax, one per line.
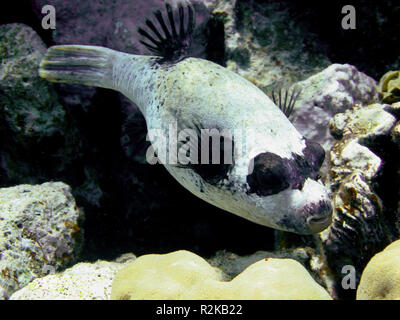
<box><xmin>390</xmin><ymin>103</ymin><xmax>400</xmax><ymax>145</ymax></box>
<box><xmin>291</xmin><ymin>64</ymin><xmax>379</xmax><ymax>152</ymax></box>
<box><xmin>0</xmin><ymin>182</ymin><xmax>84</xmax><ymax>299</ymax></box>
<box><xmin>330</xmin><ymin>103</ymin><xmax>397</xmax><ymax>142</ymax></box>
<box><xmin>111</xmin><ymin>250</ymin><xmax>331</xmax><ymax>300</ymax></box>
<box><xmin>204</xmin><ymin>0</ymin><xmax>330</xmax><ymax>89</ymax></box>
<box><xmin>357</xmin><ymin>239</ymin><xmax>400</xmax><ymax>300</ymax></box>
<box><xmin>0</xmin><ymin>23</ymin><xmax>81</xmax><ymax>186</ymax></box>
<box><xmin>10</xmin><ymin>258</ymin><xmax>134</xmax><ymax>300</ymax></box>
<box><xmin>0</xmin><ymin>23</ymin><xmax>62</xmax><ymax>140</ymax></box>
<box><xmin>0</xmin><ymin>23</ymin><xmax>162</xmax><ymax>258</ymax></box>
<box><xmin>378</xmin><ymin>70</ymin><xmax>400</xmax><ymax>104</ymax></box>
<box><xmin>316</xmin><ymin>103</ymin><xmax>400</xmax><ymax>299</ymax></box>
<box><xmin>207</xmin><ymin>248</ymin><xmax>312</xmax><ymax>280</ymax></box>
<box><xmin>207</xmin><ymin>250</ymin><xmax>273</xmax><ymax>281</ymax></box>
<box><xmin>0</xmin><ymin>23</ymin><xmax>64</xmax><ymax>144</ymax></box>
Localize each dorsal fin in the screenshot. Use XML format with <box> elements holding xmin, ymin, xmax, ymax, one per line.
<box><xmin>138</xmin><ymin>2</ymin><xmax>196</xmax><ymax>63</ymax></box>
<box><xmin>269</xmin><ymin>85</ymin><xmax>302</xmax><ymax>119</ymax></box>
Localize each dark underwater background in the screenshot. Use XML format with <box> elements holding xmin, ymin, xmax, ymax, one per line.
<box><xmin>1</xmin><ymin>0</ymin><xmax>399</xmax><ymax>300</ymax></box>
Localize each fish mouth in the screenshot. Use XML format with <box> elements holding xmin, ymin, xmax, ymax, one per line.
<box><xmin>307</xmin><ymin>214</ymin><xmax>332</xmax><ymax>233</ymax></box>
<box><xmin>303</xmin><ymin>199</ymin><xmax>332</xmax><ymax>233</ymax></box>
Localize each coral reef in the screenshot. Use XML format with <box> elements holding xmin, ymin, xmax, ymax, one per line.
<box><xmin>0</xmin><ymin>182</ymin><xmax>84</xmax><ymax>299</ymax></box>
<box><xmin>274</xmin><ymin>101</ymin><xmax>400</xmax><ymax>300</ymax></box>
<box><xmin>316</xmin><ymin>103</ymin><xmax>400</xmax><ymax>299</ymax></box>
<box><xmin>110</xmin><ymin>250</ymin><xmax>331</xmax><ymax>300</ymax></box>
<box><xmin>356</xmin><ymin>239</ymin><xmax>400</xmax><ymax>300</ymax></box>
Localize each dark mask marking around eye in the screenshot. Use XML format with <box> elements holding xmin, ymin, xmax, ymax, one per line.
<box><xmin>246</xmin><ymin>152</ymin><xmax>290</xmax><ymax>196</ymax></box>
<box><xmin>303</xmin><ymin>139</ymin><xmax>325</xmax><ymax>175</ymax></box>
<box><xmin>246</xmin><ymin>140</ymin><xmax>325</xmax><ymax>196</ymax></box>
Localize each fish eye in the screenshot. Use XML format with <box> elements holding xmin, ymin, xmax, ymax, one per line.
<box><xmin>247</xmin><ymin>152</ymin><xmax>290</xmax><ymax>196</ymax></box>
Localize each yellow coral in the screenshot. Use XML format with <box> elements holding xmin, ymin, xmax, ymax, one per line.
<box><xmin>378</xmin><ymin>70</ymin><xmax>400</xmax><ymax>103</ymax></box>
<box><xmin>357</xmin><ymin>239</ymin><xmax>400</xmax><ymax>300</ymax></box>
<box><xmin>110</xmin><ymin>250</ymin><xmax>332</xmax><ymax>300</ymax></box>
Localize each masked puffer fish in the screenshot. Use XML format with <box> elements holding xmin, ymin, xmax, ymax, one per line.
<box><xmin>39</xmin><ymin>2</ymin><xmax>332</xmax><ymax>235</ymax></box>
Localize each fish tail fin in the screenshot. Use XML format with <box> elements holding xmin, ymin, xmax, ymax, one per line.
<box><xmin>39</xmin><ymin>45</ymin><xmax>116</xmax><ymax>89</ymax></box>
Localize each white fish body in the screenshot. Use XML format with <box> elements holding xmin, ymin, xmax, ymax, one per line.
<box><xmin>39</xmin><ymin>3</ymin><xmax>332</xmax><ymax>234</ymax></box>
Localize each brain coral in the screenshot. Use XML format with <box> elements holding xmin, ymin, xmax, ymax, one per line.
<box><xmin>111</xmin><ymin>250</ymin><xmax>331</xmax><ymax>300</ymax></box>
<box><xmin>357</xmin><ymin>239</ymin><xmax>400</xmax><ymax>300</ymax></box>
